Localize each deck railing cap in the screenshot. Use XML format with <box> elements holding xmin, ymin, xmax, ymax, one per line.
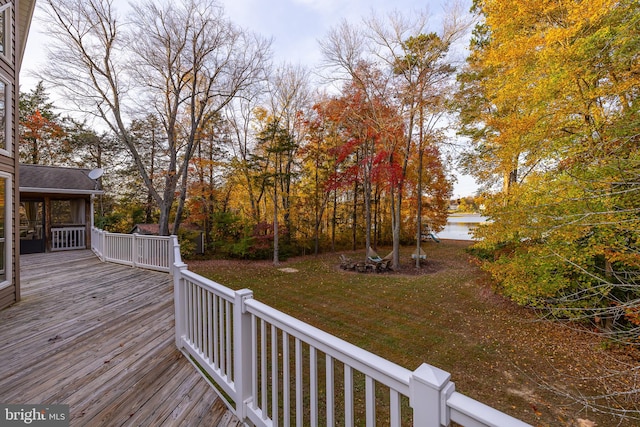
<box><xmin>411</xmin><ymin>363</ymin><xmax>452</xmax><ymax>390</ymax></box>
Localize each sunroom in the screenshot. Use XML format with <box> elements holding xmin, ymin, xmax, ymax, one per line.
<box><xmin>19</xmin><ymin>164</ymin><xmax>103</xmax><ymax>254</ymax></box>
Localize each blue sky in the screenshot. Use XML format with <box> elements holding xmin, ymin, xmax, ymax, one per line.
<box><xmin>21</xmin><ymin>0</ymin><xmax>478</xmax><ymax>196</ymax></box>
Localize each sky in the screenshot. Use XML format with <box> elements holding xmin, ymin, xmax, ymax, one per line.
<box><xmin>20</xmin><ymin>0</ymin><xmax>478</xmax><ymax>197</ymax></box>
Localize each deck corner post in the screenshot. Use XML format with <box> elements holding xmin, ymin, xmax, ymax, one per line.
<box><xmin>173</xmin><ymin>262</ymin><xmax>189</xmax><ymax>349</ymax></box>
<box><xmin>409</xmin><ymin>363</ymin><xmax>453</xmax><ymax>427</ymax></box>
<box><xmin>168</xmin><ymin>235</ymin><xmax>179</xmax><ymax>276</ymax></box>
<box><xmin>98</xmin><ymin>228</ymin><xmax>106</xmax><ymax>261</ymax></box>
<box><xmin>233</xmin><ymin>288</ymin><xmax>254</xmax><ymax>421</ymax></box>
<box><xmin>170</xmin><ymin>235</ymin><xmax>182</xmax><ymax>275</ymax></box>
<box><xmin>100</xmin><ymin>230</ymin><xmax>107</xmax><ymax>261</ymax></box>
<box><xmin>132</xmin><ymin>233</ymin><xmax>139</xmax><ymax>268</ymax></box>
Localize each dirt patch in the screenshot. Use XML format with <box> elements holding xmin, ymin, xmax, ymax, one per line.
<box><xmin>383</xmin><ymin>260</ymin><xmax>443</xmax><ymax>275</ymax></box>
<box><xmin>335</xmin><ymin>260</ymin><xmax>443</xmax><ymax>276</ymax></box>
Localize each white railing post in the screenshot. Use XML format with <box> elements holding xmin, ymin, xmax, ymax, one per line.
<box><xmin>410</xmin><ymin>363</ymin><xmax>454</xmax><ymax>427</ymax></box>
<box><xmin>132</xmin><ymin>233</ymin><xmax>139</xmax><ymax>268</ymax></box>
<box><xmin>92</xmin><ymin>227</ymin><xmax>99</xmax><ymax>256</ymax></box>
<box><xmin>171</xmin><ymin>234</ymin><xmax>187</xmax><ymax>349</ymax></box>
<box><xmin>173</xmin><ymin>261</ymin><xmax>189</xmax><ymax>349</ymax></box>
<box><xmin>170</xmin><ymin>235</ymin><xmax>182</xmax><ymax>273</ymax></box>
<box><xmin>169</xmin><ymin>235</ymin><xmax>177</xmax><ymax>276</ymax></box>
<box><xmin>234</xmin><ymin>288</ymin><xmax>254</xmax><ymax>420</ymax></box>
<box><xmin>99</xmin><ymin>229</ymin><xmax>105</xmax><ymax>261</ymax></box>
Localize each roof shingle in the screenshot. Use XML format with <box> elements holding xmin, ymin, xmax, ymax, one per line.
<box><xmin>19</xmin><ymin>164</ymin><xmax>102</xmax><ymax>194</ymax></box>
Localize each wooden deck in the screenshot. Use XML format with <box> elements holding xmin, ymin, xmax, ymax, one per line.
<box><xmin>0</xmin><ymin>250</ymin><xmax>240</xmax><ymax>426</ymax></box>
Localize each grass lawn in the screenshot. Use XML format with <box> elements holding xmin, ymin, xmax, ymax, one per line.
<box><xmin>188</xmin><ymin>240</ymin><xmax>638</xmax><ymax>427</ymax></box>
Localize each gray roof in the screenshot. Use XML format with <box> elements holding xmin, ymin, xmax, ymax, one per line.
<box><xmin>19</xmin><ymin>164</ymin><xmax>103</xmax><ymax>195</ymax></box>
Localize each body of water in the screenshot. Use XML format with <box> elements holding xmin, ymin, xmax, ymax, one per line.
<box><xmin>434</xmin><ymin>214</ymin><xmax>488</xmax><ymax>241</ymax></box>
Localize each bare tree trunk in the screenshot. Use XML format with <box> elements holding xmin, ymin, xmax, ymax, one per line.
<box><xmin>41</xmin><ymin>0</ymin><xmax>269</xmax><ymax>237</ymax></box>
<box><xmin>172</xmin><ymin>161</ymin><xmax>190</xmax><ymax>234</ymax></box>
<box><xmin>352</xmin><ymin>173</ymin><xmax>358</xmax><ymax>251</ymax></box>
<box><xmin>331</xmin><ymin>188</ymin><xmax>337</xmax><ymax>252</ymax></box>
<box><xmin>390</xmin><ymin>187</ymin><xmax>400</xmax><ymax>268</ymax></box>
<box><xmin>415</xmin><ymin>109</ymin><xmax>425</xmax><ymax>268</ymax></box>
<box><xmin>145</xmin><ymin>127</ymin><xmax>156</xmax><ymax>223</ymax></box>
<box><xmin>314</xmin><ymin>156</ymin><xmax>320</xmax><ymax>255</ymax></box>
<box><xmin>273</xmin><ymin>173</ymin><xmax>280</xmax><ymax>266</ymax></box>
<box><xmin>363</xmin><ymin>148</ymin><xmax>373</xmax><ymax>262</ymax></box>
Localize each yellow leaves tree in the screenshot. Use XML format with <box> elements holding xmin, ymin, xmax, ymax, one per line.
<box><xmin>462</xmin><ymin>0</ymin><xmax>640</xmax><ymax>336</ymax></box>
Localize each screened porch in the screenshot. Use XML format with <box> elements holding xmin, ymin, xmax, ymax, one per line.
<box><xmin>19</xmin><ymin>164</ymin><xmax>102</xmax><ymax>254</ymax></box>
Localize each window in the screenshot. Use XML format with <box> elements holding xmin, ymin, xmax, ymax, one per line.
<box><xmin>0</xmin><ymin>72</ymin><xmax>10</xmax><ymax>155</ymax></box>
<box><xmin>0</xmin><ymin>3</ymin><xmax>10</xmax><ymax>60</ymax></box>
<box><xmin>0</xmin><ymin>174</ymin><xmax>11</xmax><ymax>288</ymax></box>
<box><xmin>0</xmin><ymin>77</ymin><xmax>6</xmax><ymax>152</ymax></box>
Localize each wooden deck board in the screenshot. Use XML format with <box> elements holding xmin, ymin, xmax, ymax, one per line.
<box><xmin>0</xmin><ymin>250</ymin><xmax>239</xmax><ymax>426</ymax></box>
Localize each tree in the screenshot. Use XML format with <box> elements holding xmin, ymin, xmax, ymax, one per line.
<box><xmin>224</xmin><ymin>91</ymin><xmax>266</xmax><ymax>223</ymax></box>
<box><xmin>300</xmin><ymin>97</ymin><xmax>342</xmax><ymax>255</ymax></box>
<box><xmin>253</xmin><ymin>108</ymin><xmax>297</xmax><ymax>266</ymax></box>
<box><xmin>264</xmin><ymin>64</ymin><xmax>312</xmax><ymax>248</ymax></box>
<box><xmin>321</xmin><ymin>22</ymin><xmax>392</xmax><ymax>263</ymax></box>
<box><xmin>127</xmin><ymin>115</ymin><xmax>166</xmax><ymax>223</ymax></box>
<box><xmin>188</xmin><ymin>114</ymin><xmax>230</xmax><ymax>251</ymax></box>
<box><xmin>379</xmin><ymin>22</ymin><xmax>461</xmax><ymax>266</ymax></box>
<box><xmin>459</xmin><ymin>0</ymin><xmax>640</xmax><ymax>418</ymax></box>
<box><xmin>19</xmin><ymin>82</ymin><xmax>68</xmax><ymax>165</ymax></box>
<box><xmin>40</xmin><ymin>0</ymin><xmax>269</xmax><ymax>235</ymax></box>
<box><xmin>321</xmin><ymin>10</ymin><xmax>461</xmax><ymax>267</ymax></box>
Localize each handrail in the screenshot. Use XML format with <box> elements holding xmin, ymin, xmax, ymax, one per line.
<box><xmin>51</xmin><ymin>226</ymin><xmax>86</xmax><ymax>251</ymax></box>
<box><xmin>91</xmin><ymin>227</ymin><xmax>173</xmax><ymax>273</ymax></box>
<box><xmin>448</xmin><ymin>392</ymin><xmax>531</xmax><ymax>427</ymax></box>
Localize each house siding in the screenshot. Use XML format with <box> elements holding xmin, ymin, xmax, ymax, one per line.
<box><xmin>0</xmin><ymin>0</ymin><xmax>24</xmax><ymax>309</ymax></box>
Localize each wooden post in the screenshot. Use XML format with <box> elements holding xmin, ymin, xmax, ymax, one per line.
<box><xmin>85</xmin><ymin>196</ymin><xmax>91</xmax><ymax>249</ymax></box>
<box><xmin>44</xmin><ymin>197</ymin><xmax>52</xmax><ymax>252</ymax></box>
<box><xmin>410</xmin><ymin>363</ymin><xmax>453</xmax><ymax>427</ymax></box>
<box><xmin>233</xmin><ymin>288</ymin><xmax>254</xmax><ymax>421</ymax></box>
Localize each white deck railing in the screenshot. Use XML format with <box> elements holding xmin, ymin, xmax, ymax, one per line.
<box><xmin>173</xmin><ymin>266</ymin><xmax>531</xmax><ymax>427</ymax></box>
<box><xmin>91</xmin><ymin>227</ymin><xmax>173</xmax><ymax>273</ymax></box>
<box><xmin>92</xmin><ymin>228</ymin><xmax>532</xmax><ymax>427</ymax></box>
<box><xmin>51</xmin><ymin>226</ymin><xmax>87</xmax><ymax>251</ymax></box>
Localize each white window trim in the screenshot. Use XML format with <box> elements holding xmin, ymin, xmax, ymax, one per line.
<box><xmin>0</xmin><ymin>72</ymin><xmax>10</xmax><ymax>157</ymax></box>
<box><xmin>0</xmin><ymin>172</ymin><xmax>11</xmax><ymax>290</ymax></box>
<box><xmin>0</xmin><ymin>3</ymin><xmax>11</xmax><ymax>64</ymax></box>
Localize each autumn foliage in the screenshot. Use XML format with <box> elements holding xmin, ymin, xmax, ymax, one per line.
<box><xmin>460</xmin><ymin>0</ymin><xmax>640</xmax><ymax>338</ymax></box>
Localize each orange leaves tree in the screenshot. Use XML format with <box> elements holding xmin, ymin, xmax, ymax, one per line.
<box><xmin>19</xmin><ymin>82</ymin><xmax>69</xmax><ymax>165</ymax></box>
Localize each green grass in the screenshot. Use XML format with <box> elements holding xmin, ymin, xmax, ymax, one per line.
<box><xmin>188</xmin><ymin>241</ymin><xmax>631</xmax><ymax>427</ymax></box>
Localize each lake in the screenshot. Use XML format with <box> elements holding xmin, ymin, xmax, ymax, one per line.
<box><xmin>434</xmin><ymin>214</ymin><xmax>488</xmax><ymax>241</ymax></box>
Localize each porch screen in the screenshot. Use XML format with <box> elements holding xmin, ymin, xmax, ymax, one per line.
<box><xmin>51</xmin><ymin>199</ymin><xmax>86</xmax><ymax>225</ymax></box>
